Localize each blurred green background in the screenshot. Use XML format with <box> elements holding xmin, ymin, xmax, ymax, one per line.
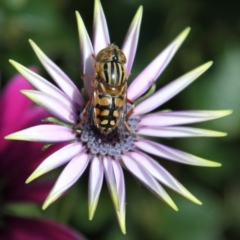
<box><xmin>1</xmin><ymin>0</ymin><xmax>240</xmax><ymax>239</ymax></box>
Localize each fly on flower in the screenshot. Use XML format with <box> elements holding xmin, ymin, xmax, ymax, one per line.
<box><xmin>75</xmin><ymin>44</ymin><xmax>134</xmax><ymax>136</ymax></box>
<box><xmin>5</xmin><ymin>0</ymin><xmax>232</xmax><ymax>234</ymax></box>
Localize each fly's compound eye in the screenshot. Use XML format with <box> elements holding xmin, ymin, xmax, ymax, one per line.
<box><xmin>96</xmin><ymin>48</ymin><xmax>113</xmax><ymax>63</ymax></box>
<box><xmin>116</xmin><ymin>50</ymin><xmax>126</xmax><ymax>64</ymax></box>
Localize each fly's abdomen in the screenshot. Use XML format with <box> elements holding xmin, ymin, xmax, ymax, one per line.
<box><xmin>93</xmin><ymin>93</ymin><xmax>124</xmax><ymax>134</ymax></box>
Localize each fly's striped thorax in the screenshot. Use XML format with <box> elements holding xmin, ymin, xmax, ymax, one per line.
<box><xmin>97</xmin><ymin>62</ymin><xmax>127</xmax><ymax>86</ymax></box>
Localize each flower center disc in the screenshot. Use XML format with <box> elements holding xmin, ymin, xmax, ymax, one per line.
<box><xmin>78</xmin><ymin>106</ymin><xmax>138</xmax><ymax>157</ymax></box>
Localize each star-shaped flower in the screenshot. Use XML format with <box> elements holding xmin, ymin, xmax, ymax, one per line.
<box><xmin>5</xmin><ymin>0</ymin><xmax>231</xmax><ymax>234</ymax></box>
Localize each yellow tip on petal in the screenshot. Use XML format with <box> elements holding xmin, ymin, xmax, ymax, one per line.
<box><xmin>163</xmin><ymin>195</ymin><xmax>178</xmax><ymax>211</ymax></box>
<box><xmin>89</xmin><ymin>200</ymin><xmax>98</xmax><ymax>221</ymax></box>
<box><xmin>120</xmin><ymin>223</ymin><xmax>126</xmax><ymax>235</ymax></box>
<box><xmin>135</xmin><ymin>5</ymin><xmax>143</xmax><ymax>19</ymax></box>
<box><xmin>202</xmin><ymin>160</ymin><xmax>222</xmax><ymax>167</ymax></box>
<box><xmin>213</xmin><ymin>131</ymin><xmax>228</xmax><ymax>137</ymax></box>
<box><xmin>75</xmin><ymin>11</ymin><xmax>82</xmax><ymax>25</ymax></box>
<box><xmin>25</xmin><ymin>165</ymin><xmax>52</xmax><ymax>183</ymax></box>
<box><xmin>4</xmin><ymin>135</ymin><xmax>12</xmax><ymax>140</ymax></box>
<box><xmin>29</xmin><ymin>39</ymin><xmax>42</xmax><ymax>55</ymax></box>
<box><xmin>175</xmin><ymin>27</ymin><xmax>191</xmax><ymax>45</ymax></box>
<box><xmin>169</xmin><ymin>200</ymin><xmax>179</xmax><ymax>211</ymax></box>
<box><xmin>179</xmin><ymin>186</ymin><xmax>202</xmax><ymax>205</ymax></box>
<box><xmin>9</xmin><ymin>59</ymin><xmax>31</xmax><ymax>79</ymax></box>
<box><xmin>25</xmin><ymin>168</ymin><xmax>46</xmax><ymax>184</ymax></box>
<box><xmin>216</xmin><ymin>110</ymin><xmax>233</xmax><ymax>117</ymax></box>
<box><xmin>116</xmin><ymin>211</ymin><xmax>126</xmax><ymax>234</ymax></box>
<box><xmin>4</xmin><ymin>132</ymin><xmax>27</xmax><ymax>141</ymax></box>
<box><xmin>94</xmin><ymin>0</ymin><xmax>102</xmax><ymax>12</ymax></box>
<box><xmin>42</xmin><ymin>191</ymin><xmax>62</xmax><ymax>210</ymax></box>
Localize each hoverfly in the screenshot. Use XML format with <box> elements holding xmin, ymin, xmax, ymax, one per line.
<box><xmin>75</xmin><ymin>44</ymin><xmax>134</xmax><ymax>135</ymax></box>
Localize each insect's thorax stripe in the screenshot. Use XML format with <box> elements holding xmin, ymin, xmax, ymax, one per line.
<box><xmin>102</xmin><ymin>62</ymin><xmax>126</xmax><ymax>86</ymax></box>
<box><xmin>103</xmin><ymin>63</ymin><xmax>109</xmax><ymax>83</ymax></box>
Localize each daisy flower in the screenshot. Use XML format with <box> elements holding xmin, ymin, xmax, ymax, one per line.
<box><xmin>5</xmin><ymin>0</ymin><xmax>231</xmax><ymax>234</ymax></box>
<box><xmin>1</xmin><ymin>72</ymin><xmax>86</xmax><ymax>240</ymax></box>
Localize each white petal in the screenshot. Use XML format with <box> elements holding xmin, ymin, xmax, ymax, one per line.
<box><xmin>26</xmin><ymin>142</ymin><xmax>83</xmax><ymax>183</ymax></box>
<box><xmin>21</xmin><ymin>90</ymin><xmax>78</xmax><ymax>124</ymax></box>
<box><xmin>122</xmin><ymin>154</ymin><xmax>178</xmax><ymax>211</ymax></box>
<box><xmin>122</xmin><ymin>6</ymin><xmax>143</xmax><ymax>75</ymax></box>
<box><xmin>103</xmin><ymin>157</ymin><xmax>119</xmax><ymax>211</ymax></box>
<box><xmin>137</xmin><ymin>126</ymin><xmax>227</xmax><ymax>138</ymax></box>
<box><xmin>88</xmin><ymin>156</ymin><xmax>104</xmax><ymax>220</ymax></box>
<box><xmin>5</xmin><ymin>125</ymin><xmax>77</xmax><ymax>142</ymax></box>
<box><xmin>42</xmin><ymin>151</ymin><xmax>89</xmax><ymax>209</ymax></box>
<box><xmin>9</xmin><ymin>60</ymin><xmax>77</xmax><ymax>112</ymax></box>
<box><xmin>138</xmin><ymin>110</ymin><xmax>233</xmax><ymax>127</ymax></box>
<box><xmin>133</xmin><ymin>61</ymin><xmax>213</xmax><ymax>116</ymax></box>
<box><xmin>29</xmin><ymin>40</ymin><xmax>85</xmax><ymax>109</ymax></box>
<box><xmin>112</xmin><ymin>160</ymin><xmax>126</xmax><ymax>234</ymax></box>
<box><xmin>75</xmin><ymin>11</ymin><xmax>95</xmax><ymax>98</ymax></box>
<box><xmin>128</xmin><ymin>27</ymin><xmax>190</xmax><ymax>101</ymax></box>
<box><xmin>135</xmin><ymin>139</ymin><xmax>221</xmax><ymax>167</ymax></box>
<box><xmin>93</xmin><ymin>0</ymin><xmax>110</xmax><ymax>54</ymax></box>
<box><xmin>130</xmin><ymin>151</ymin><xmax>201</xmax><ymax>205</ymax></box>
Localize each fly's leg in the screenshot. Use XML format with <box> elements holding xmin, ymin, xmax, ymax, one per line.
<box><xmin>123</xmin><ymin>120</ymin><xmax>136</xmax><ymax>137</ymax></box>
<box><xmin>126</xmin><ymin>98</ymin><xmax>134</xmax><ymax>118</ymax></box>
<box><xmin>74</xmin><ymin>98</ymin><xmax>92</xmax><ymax>134</ymax></box>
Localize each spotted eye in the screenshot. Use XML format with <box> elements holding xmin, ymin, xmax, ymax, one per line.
<box><xmin>117</xmin><ymin>50</ymin><xmax>126</xmax><ymax>64</ymax></box>
<box><xmin>96</xmin><ymin>48</ymin><xmax>113</xmax><ymax>63</ymax></box>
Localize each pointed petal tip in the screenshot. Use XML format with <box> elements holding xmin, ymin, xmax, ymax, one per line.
<box><xmin>75</xmin><ymin>10</ymin><xmax>81</xmax><ymax>21</ymax></box>
<box><xmin>4</xmin><ymin>133</ymin><xmax>26</xmax><ymax>141</ymax></box>
<box><xmin>25</xmin><ymin>169</ymin><xmax>45</xmax><ymax>184</ymax></box>
<box><xmin>25</xmin><ymin>178</ymin><xmax>32</xmax><ymax>184</ymax></box>
<box><xmin>137</xmin><ymin>5</ymin><xmax>143</xmax><ymax>15</ymax></box>
<box><xmin>205</xmin><ymin>60</ymin><xmax>213</xmax><ymax>68</ymax></box>
<box><xmin>25</xmin><ymin>174</ymin><xmax>35</xmax><ymax>184</ymax></box>
<box><xmin>177</xmin><ymin>27</ymin><xmax>191</xmax><ymax>43</ymax></box>
<box><xmin>203</xmin><ymin>161</ymin><xmax>222</xmax><ymax>167</ymax></box>
<box><xmin>171</xmin><ymin>202</ymin><xmax>179</xmax><ymax>211</ymax></box>
<box><xmin>42</xmin><ymin>202</ymin><xmax>48</xmax><ymax>210</ymax></box>
<box><xmin>88</xmin><ymin>209</ymin><xmax>94</xmax><ymax>221</ymax></box>
<box><xmin>28</xmin><ymin>39</ymin><xmax>41</xmax><ymax>53</ymax></box>
<box><xmin>218</xmin><ymin>110</ymin><xmax>233</xmax><ymax>117</ymax></box>
<box><xmin>88</xmin><ymin>201</ymin><xmax>98</xmax><ymax>221</ymax></box>
<box><xmin>42</xmin><ymin>191</ymin><xmax>62</xmax><ymax>210</ymax></box>
<box><xmin>164</xmin><ymin>196</ymin><xmax>178</xmax><ymax>211</ymax></box>
<box><xmin>184</xmin><ymin>192</ymin><xmax>202</xmax><ymax>205</ymax></box>
<box><xmin>121</xmin><ymin>227</ymin><xmax>126</xmax><ymax>235</ymax></box>
<box><xmin>133</xmin><ymin>5</ymin><xmax>143</xmax><ymax>23</ymax></box>
<box><xmin>196</xmin><ymin>61</ymin><xmax>213</xmax><ymax>73</ymax></box>
<box><xmin>116</xmin><ymin>212</ymin><xmax>126</xmax><ymax>234</ymax></box>
<box><xmin>94</xmin><ymin>0</ymin><xmax>101</xmax><ymax>8</ymax></box>
<box><xmin>9</xmin><ymin>59</ymin><xmax>20</xmax><ymax>68</ymax></box>
<box><xmin>9</xmin><ymin>60</ymin><xmax>28</xmax><ymax>76</ymax></box>
<box><xmin>42</xmin><ymin>197</ymin><xmax>52</xmax><ymax>210</ymax></box>
<box><xmin>4</xmin><ymin>135</ymin><xmax>11</xmax><ymax>140</ymax></box>
<box><xmin>215</xmin><ymin>162</ymin><xmax>222</xmax><ymax>167</ymax></box>
<box><xmin>196</xmin><ymin>199</ymin><xmax>203</xmax><ymax>205</ymax></box>
<box><xmin>214</xmin><ymin>131</ymin><xmax>228</xmax><ymax>137</ymax></box>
